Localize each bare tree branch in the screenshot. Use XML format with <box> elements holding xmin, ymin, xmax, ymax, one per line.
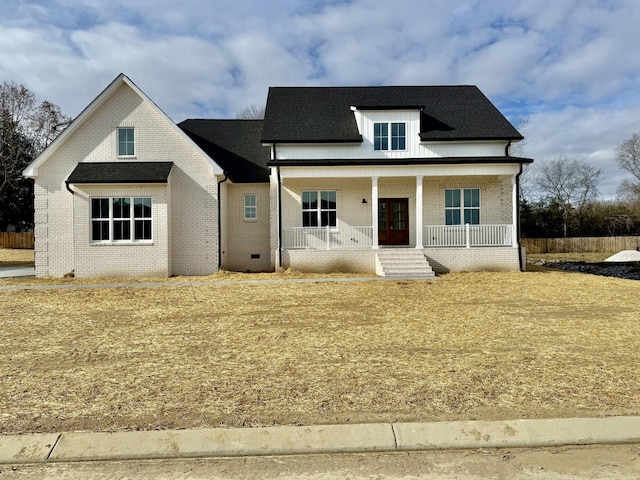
<box><xmin>531</xmin><ymin>157</ymin><xmax>602</xmax><ymax>237</ymax></box>
<box><xmin>616</xmin><ymin>133</ymin><xmax>640</xmax><ymax>182</ymax></box>
<box><xmin>236</xmin><ymin>104</ymin><xmax>265</xmax><ymax>119</ymax></box>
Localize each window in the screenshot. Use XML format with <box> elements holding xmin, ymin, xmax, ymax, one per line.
<box><xmin>91</xmin><ymin>197</ymin><xmax>152</xmax><ymax>242</ymax></box>
<box><xmin>302</xmin><ymin>191</ymin><xmax>336</xmax><ymax>227</ymax></box>
<box><xmin>244</xmin><ymin>194</ymin><xmax>257</xmax><ymax>220</ymax></box>
<box><xmin>374</xmin><ymin>122</ymin><xmax>405</xmax><ymax>151</ymax></box>
<box><xmin>118</xmin><ymin>127</ymin><xmax>135</xmax><ymax>156</ymax></box>
<box><xmin>445</xmin><ymin>188</ymin><xmax>480</xmax><ymax>225</ymax></box>
<box><xmin>374</xmin><ymin>123</ymin><xmax>388</xmax><ymax>150</ymax></box>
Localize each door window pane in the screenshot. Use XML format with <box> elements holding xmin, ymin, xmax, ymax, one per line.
<box><xmin>378</xmin><ymin>201</ymin><xmax>388</xmax><ymax>230</ymax></box>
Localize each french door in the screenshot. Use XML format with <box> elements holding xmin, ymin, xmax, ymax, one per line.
<box><xmin>378</xmin><ymin>198</ymin><xmax>409</xmax><ymax>245</ymax></box>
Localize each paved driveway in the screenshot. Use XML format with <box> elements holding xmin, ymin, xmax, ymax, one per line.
<box><xmin>0</xmin><ymin>267</ymin><xmax>35</xmax><ymax>278</ymax></box>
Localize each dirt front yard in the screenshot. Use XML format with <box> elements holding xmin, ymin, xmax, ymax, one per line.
<box><xmin>1</xmin><ymin>269</ymin><xmax>639</xmax><ymax>435</ymax></box>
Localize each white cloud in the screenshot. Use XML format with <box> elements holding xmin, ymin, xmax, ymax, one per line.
<box><xmin>1</xmin><ymin>0</ymin><xmax>639</xmax><ymax>197</ymax></box>
<box><xmin>524</xmin><ymin>104</ymin><xmax>640</xmax><ymax>197</ymax></box>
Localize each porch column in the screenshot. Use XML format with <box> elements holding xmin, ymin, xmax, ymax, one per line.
<box><xmin>415</xmin><ymin>175</ymin><xmax>423</xmax><ymax>249</ymax></box>
<box><xmin>372</xmin><ymin>176</ymin><xmax>379</xmax><ymax>249</ymax></box>
<box><xmin>512</xmin><ymin>175</ymin><xmax>518</xmax><ymax>247</ymax></box>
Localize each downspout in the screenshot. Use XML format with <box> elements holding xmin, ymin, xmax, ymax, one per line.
<box><xmin>516</xmin><ymin>163</ymin><xmax>524</xmax><ymax>272</ymax></box>
<box><xmin>506</xmin><ymin>140</ymin><xmax>525</xmax><ymax>271</ymax></box>
<box><xmin>217</xmin><ymin>172</ymin><xmax>228</xmax><ymax>270</ymax></box>
<box><xmin>65</xmin><ymin>179</ymin><xmax>76</xmax><ymax>275</ymax></box>
<box><xmin>277</xmin><ymin>164</ymin><xmax>283</xmax><ymax>270</ymax></box>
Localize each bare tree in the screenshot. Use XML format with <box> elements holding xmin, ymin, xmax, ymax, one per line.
<box><xmin>616</xmin><ymin>133</ymin><xmax>640</xmax><ymax>180</ymax></box>
<box><xmin>615</xmin><ymin>133</ymin><xmax>640</xmax><ymax>200</ymax></box>
<box><xmin>510</xmin><ymin>117</ymin><xmax>529</xmax><ymax>157</ymax></box>
<box><xmin>236</xmin><ymin>104</ymin><xmax>265</xmax><ymax>119</ymax></box>
<box><xmin>532</xmin><ymin>157</ymin><xmax>602</xmax><ymax>237</ymax></box>
<box><xmin>0</xmin><ymin>81</ymin><xmax>70</xmax><ymax>229</ymax></box>
<box><xmin>616</xmin><ymin>177</ymin><xmax>640</xmax><ymax>203</ymax></box>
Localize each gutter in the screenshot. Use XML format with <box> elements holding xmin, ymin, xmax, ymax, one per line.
<box><xmin>217</xmin><ymin>173</ymin><xmax>228</xmax><ymax>270</ymax></box>
<box><xmin>65</xmin><ymin>180</ymin><xmax>75</xmax><ymax>195</ymax></box>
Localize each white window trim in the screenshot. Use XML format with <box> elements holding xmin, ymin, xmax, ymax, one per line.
<box><xmin>302</xmin><ymin>190</ymin><xmax>337</xmax><ymax>228</ymax></box>
<box><xmin>244</xmin><ymin>193</ymin><xmax>257</xmax><ymax>222</ymax></box>
<box><xmin>91</xmin><ymin>196</ymin><xmax>152</xmax><ymax>244</ymax></box>
<box><xmin>117</xmin><ymin>127</ymin><xmax>136</xmax><ymax>158</ymax></box>
<box><xmin>373</xmin><ymin>122</ymin><xmax>406</xmax><ymax>151</ymax></box>
<box><xmin>444</xmin><ymin>188</ymin><xmax>481</xmax><ymax>225</ymax></box>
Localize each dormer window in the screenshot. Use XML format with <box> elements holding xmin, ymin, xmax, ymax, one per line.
<box><xmin>374</xmin><ymin>122</ymin><xmax>405</xmax><ymax>151</ymax></box>
<box><xmin>118</xmin><ymin>127</ymin><xmax>135</xmax><ymax>156</ymax></box>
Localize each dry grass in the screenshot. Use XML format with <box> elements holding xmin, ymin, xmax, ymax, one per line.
<box><xmin>1</xmin><ymin>269</ymin><xmax>639</xmax><ymax>435</ymax></box>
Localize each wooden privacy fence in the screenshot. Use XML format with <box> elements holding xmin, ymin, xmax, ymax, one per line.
<box><xmin>0</xmin><ymin>232</ymin><xmax>34</xmax><ymax>249</ymax></box>
<box><xmin>522</xmin><ymin>236</ymin><xmax>640</xmax><ymax>254</ymax></box>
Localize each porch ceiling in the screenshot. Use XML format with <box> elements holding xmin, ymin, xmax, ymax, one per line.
<box><xmin>277</xmin><ymin>161</ymin><xmax>523</xmax><ymax>179</ymax></box>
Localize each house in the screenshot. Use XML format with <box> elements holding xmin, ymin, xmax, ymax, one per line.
<box><xmin>24</xmin><ymin>74</ymin><xmax>532</xmax><ymax>278</ymax></box>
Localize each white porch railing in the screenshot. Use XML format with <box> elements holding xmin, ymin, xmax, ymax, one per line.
<box><xmin>423</xmin><ymin>224</ymin><xmax>513</xmax><ymax>248</ymax></box>
<box><xmin>283</xmin><ymin>226</ymin><xmax>374</xmax><ymax>250</ymax></box>
<box><xmin>282</xmin><ymin>224</ymin><xmax>514</xmax><ymax>250</ymax></box>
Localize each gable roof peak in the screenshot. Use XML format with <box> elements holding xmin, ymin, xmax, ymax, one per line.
<box><xmin>23</xmin><ymin>74</ymin><xmax>223</xmax><ymax>178</ymax></box>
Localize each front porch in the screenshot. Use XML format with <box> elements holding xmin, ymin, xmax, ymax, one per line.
<box><xmin>280</xmin><ymin>224</ymin><xmax>519</xmax><ymax>275</ymax></box>
<box><xmin>274</xmin><ymin>165</ymin><xmax>524</xmax><ymax>274</ymax></box>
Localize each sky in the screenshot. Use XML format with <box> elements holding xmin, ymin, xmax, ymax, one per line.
<box><xmin>1</xmin><ymin>0</ymin><xmax>639</xmax><ymax>198</ymax></box>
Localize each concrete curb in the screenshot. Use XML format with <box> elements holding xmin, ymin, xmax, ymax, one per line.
<box><xmin>48</xmin><ymin>424</ymin><xmax>395</xmax><ymax>462</ymax></box>
<box><xmin>393</xmin><ymin>416</ymin><xmax>640</xmax><ymax>450</ymax></box>
<box><xmin>2</xmin><ymin>416</ymin><xmax>640</xmax><ymax>464</ymax></box>
<box><xmin>0</xmin><ymin>433</ymin><xmax>60</xmax><ymax>464</ymax></box>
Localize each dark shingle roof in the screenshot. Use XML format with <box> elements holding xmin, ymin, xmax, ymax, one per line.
<box><xmin>261</xmin><ymin>86</ymin><xmax>523</xmax><ymax>143</ymax></box>
<box><xmin>67</xmin><ymin>162</ymin><xmax>173</xmax><ymax>184</ymax></box>
<box><xmin>178</xmin><ymin>119</ymin><xmax>270</xmax><ymax>183</ymax></box>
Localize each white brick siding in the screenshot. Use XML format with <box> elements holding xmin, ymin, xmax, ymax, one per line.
<box><xmin>72</xmin><ymin>184</ymin><xmax>169</xmax><ymax>278</ymax></box>
<box><xmin>33</xmin><ymin>82</ymin><xmax>220</xmax><ymax>277</ymax></box>
<box><xmin>222</xmin><ymin>183</ymin><xmax>271</xmax><ymax>272</ymax></box>
<box><xmin>282</xmin><ymin>247</ymin><xmax>520</xmax><ymax>273</ymax></box>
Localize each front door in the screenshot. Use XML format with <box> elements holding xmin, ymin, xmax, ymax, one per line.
<box><xmin>378</xmin><ymin>198</ymin><xmax>409</xmax><ymax>245</ymax></box>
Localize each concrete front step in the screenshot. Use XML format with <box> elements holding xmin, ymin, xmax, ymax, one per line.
<box><xmin>376</xmin><ymin>250</ymin><xmax>436</xmax><ymax>278</ymax></box>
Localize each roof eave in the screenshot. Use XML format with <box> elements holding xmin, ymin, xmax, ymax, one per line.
<box><xmin>269</xmin><ymin>156</ymin><xmax>534</xmax><ymax>167</ymax></box>
<box><xmin>419</xmin><ymin>135</ymin><xmax>524</xmax><ymax>142</ymax></box>
<box><xmin>260</xmin><ymin>137</ymin><xmax>363</xmax><ymax>144</ymax></box>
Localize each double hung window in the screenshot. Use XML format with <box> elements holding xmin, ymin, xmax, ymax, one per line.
<box><xmin>374</xmin><ymin>122</ymin><xmax>406</xmax><ymax>151</ymax></box>
<box><xmin>302</xmin><ymin>191</ymin><xmax>336</xmax><ymax>227</ymax></box>
<box><xmin>244</xmin><ymin>194</ymin><xmax>257</xmax><ymax>220</ymax></box>
<box><xmin>91</xmin><ymin>197</ymin><xmax>152</xmax><ymax>242</ymax></box>
<box><xmin>118</xmin><ymin>127</ymin><xmax>135</xmax><ymax>156</ymax></box>
<box><xmin>445</xmin><ymin>189</ymin><xmax>480</xmax><ymax>225</ymax></box>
